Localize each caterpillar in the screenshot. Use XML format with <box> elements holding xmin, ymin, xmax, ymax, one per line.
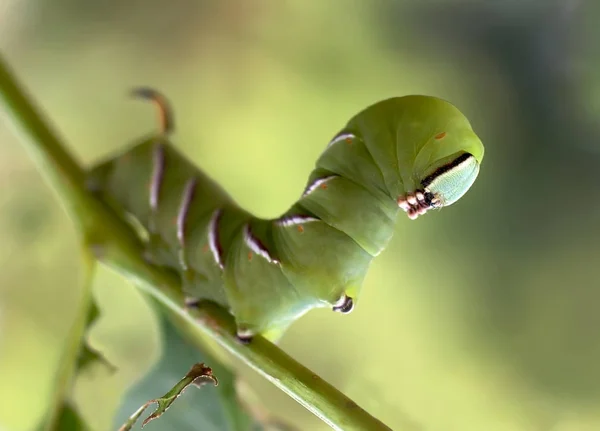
<box><xmin>87</xmin><ymin>89</ymin><xmax>485</xmax><ymax>343</ymax></box>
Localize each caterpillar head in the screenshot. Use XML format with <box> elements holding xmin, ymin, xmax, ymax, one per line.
<box><xmin>396</xmin><ymin>99</ymin><xmax>485</xmax><ymax>220</ymax></box>
<box><xmin>398</xmin><ymin>150</ymin><xmax>482</xmax><ymax>220</ymax></box>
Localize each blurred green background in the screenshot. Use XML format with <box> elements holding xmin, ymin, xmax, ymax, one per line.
<box><xmin>2</xmin><ymin>0</ymin><xmax>600</xmax><ymax>430</ymax></box>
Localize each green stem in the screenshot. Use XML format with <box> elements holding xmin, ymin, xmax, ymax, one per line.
<box><xmin>0</xmin><ymin>53</ymin><xmax>391</xmax><ymax>431</ymax></box>
<box><xmin>42</xmin><ymin>249</ymin><xmax>97</xmax><ymax>431</ymax></box>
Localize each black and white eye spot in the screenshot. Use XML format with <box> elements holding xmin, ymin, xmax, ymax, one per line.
<box><xmin>243</xmin><ymin>224</ymin><xmax>279</xmax><ymax>265</ymax></box>
<box><xmin>302</xmin><ymin>176</ymin><xmax>336</xmax><ymax>197</ymax></box>
<box><xmin>236</xmin><ymin>327</ymin><xmax>254</xmax><ymax>344</ymax></box>
<box><xmin>332</xmin><ymin>294</ymin><xmax>354</xmax><ymax>314</ymax></box>
<box><xmin>149</xmin><ymin>142</ymin><xmax>165</xmax><ymax>211</ymax></box>
<box><xmin>208</xmin><ymin>208</ymin><xmax>224</xmax><ymax>270</ymax></box>
<box><xmin>327</xmin><ymin>132</ymin><xmax>355</xmax><ymax>149</ymax></box>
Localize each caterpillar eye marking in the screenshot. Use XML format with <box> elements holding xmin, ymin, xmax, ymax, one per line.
<box><xmin>327</xmin><ymin>132</ymin><xmax>355</xmax><ymax>148</ymax></box>
<box><xmin>398</xmin><ymin>153</ymin><xmax>479</xmax><ymax>220</ymax></box>
<box><xmin>276</xmin><ymin>215</ymin><xmax>319</xmax><ymax>227</ymax></box>
<box><xmin>208</xmin><ymin>209</ymin><xmax>224</xmax><ymax>269</ymax></box>
<box><xmin>332</xmin><ymin>294</ymin><xmax>354</xmax><ymax>314</ymax></box>
<box><xmin>243</xmin><ymin>224</ymin><xmax>280</xmax><ymax>265</ymax></box>
<box><xmin>302</xmin><ymin>176</ymin><xmax>337</xmax><ymax>197</ymax></box>
<box><xmin>131</xmin><ymin>87</ymin><xmax>174</xmax><ymax>135</ymax></box>
<box><xmin>397</xmin><ymin>190</ymin><xmax>438</xmax><ymax>220</ymax></box>
<box><xmin>149</xmin><ymin>142</ymin><xmax>166</xmax><ymax>213</ymax></box>
<box><xmin>177</xmin><ymin>178</ymin><xmax>197</xmax><ymax>246</ymax></box>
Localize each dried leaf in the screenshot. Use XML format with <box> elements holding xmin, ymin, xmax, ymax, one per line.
<box><xmin>119</xmin><ymin>362</ymin><xmax>218</xmax><ymax>431</ymax></box>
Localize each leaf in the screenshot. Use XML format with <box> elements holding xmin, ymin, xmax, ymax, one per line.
<box><xmin>119</xmin><ymin>362</ymin><xmax>218</xmax><ymax>431</ymax></box>
<box><xmin>38</xmin><ymin>243</ymin><xmax>118</xmax><ymax>431</ymax></box>
<box><xmin>114</xmin><ymin>315</ymin><xmax>263</xmax><ymax>431</ymax></box>
<box><xmin>75</xmin><ymin>300</ymin><xmax>116</xmax><ymax>374</ymax></box>
<box><xmin>41</xmin><ymin>402</ymin><xmax>92</xmax><ymax>431</ymax></box>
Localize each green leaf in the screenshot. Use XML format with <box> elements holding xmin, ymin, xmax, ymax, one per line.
<box><xmin>41</xmin><ymin>403</ymin><xmax>92</xmax><ymax>431</ymax></box>
<box><xmin>75</xmin><ymin>300</ymin><xmax>116</xmax><ymax>374</ymax></box>
<box><xmin>37</xmin><ymin>244</ymin><xmax>117</xmax><ymax>431</ymax></box>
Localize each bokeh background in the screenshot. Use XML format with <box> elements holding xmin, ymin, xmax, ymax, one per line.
<box><xmin>2</xmin><ymin>0</ymin><xmax>600</xmax><ymax>430</ymax></box>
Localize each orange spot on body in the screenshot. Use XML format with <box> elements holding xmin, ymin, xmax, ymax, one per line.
<box><xmin>297</xmin><ymin>225</ymin><xmax>304</xmax><ymax>233</ymax></box>
<box><xmin>172</xmin><ymin>217</ymin><xmax>178</xmax><ymax>225</ymax></box>
<box><xmin>345</xmin><ymin>137</ymin><xmax>352</xmax><ymax>144</ymax></box>
<box><xmin>202</xmin><ymin>244</ymin><xmax>209</xmax><ymax>253</ymax></box>
<box><xmin>248</xmin><ymin>251</ymin><xmax>253</xmax><ymax>261</ymax></box>
<box><xmin>434</xmin><ymin>132</ymin><xmax>447</xmax><ymax>140</ymax></box>
<box><xmin>320</xmin><ymin>183</ymin><xmax>328</xmax><ymax>190</ymax></box>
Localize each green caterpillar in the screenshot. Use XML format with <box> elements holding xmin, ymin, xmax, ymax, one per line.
<box><xmin>87</xmin><ymin>89</ymin><xmax>484</xmax><ymax>343</ymax></box>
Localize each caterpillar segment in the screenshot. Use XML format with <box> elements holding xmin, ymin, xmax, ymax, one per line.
<box><xmin>86</xmin><ymin>89</ymin><xmax>484</xmax><ymax>343</ymax></box>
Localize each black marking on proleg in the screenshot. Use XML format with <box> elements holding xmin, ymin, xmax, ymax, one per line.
<box><xmin>131</xmin><ymin>87</ymin><xmax>175</xmax><ymax>134</ymax></box>
<box><xmin>208</xmin><ymin>209</ymin><xmax>224</xmax><ymax>270</ymax></box>
<box><xmin>421</xmin><ymin>153</ymin><xmax>474</xmax><ymax>188</ymax></box>
<box><xmin>149</xmin><ymin>142</ymin><xmax>166</xmax><ymax>232</ymax></box>
<box><xmin>177</xmin><ymin>177</ymin><xmax>198</xmax><ymax>270</ymax></box>
<box><xmin>85</xmin><ymin>177</ymin><xmax>102</xmax><ymax>193</ymax></box>
<box><xmin>243</xmin><ymin>224</ymin><xmax>280</xmax><ymax>265</ymax></box>
<box><xmin>142</xmin><ymin>249</ymin><xmax>156</xmax><ymax>265</ymax></box>
<box><xmin>88</xmin><ymin>243</ymin><xmax>106</xmax><ymax>259</ymax></box>
<box><xmin>332</xmin><ymin>295</ymin><xmax>354</xmax><ymax>314</ymax></box>
<box><xmin>236</xmin><ymin>335</ymin><xmax>253</xmax><ymax>345</ymax></box>
<box><xmin>184</xmin><ymin>297</ymin><xmax>202</xmax><ymax>310</ymax></box>
<box><xmin>302</xmin><ymin>175</ymin><xmax>337</xmax><ymax>197</ymax></box>
<box><xmin>236</xmin><ymin>329</ymin><xmax>254</xmax><ymax>344</ymax></box>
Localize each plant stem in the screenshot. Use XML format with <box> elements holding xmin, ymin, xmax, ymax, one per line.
<box><xmin>0</xmin><ymin>53</ymin><xmax>392</xmax><ymax>431</ymax></box>
<box><xmin>42</xmin><ymin>249</ymin><xmax>97</xmax><ymax>431</ymax></box>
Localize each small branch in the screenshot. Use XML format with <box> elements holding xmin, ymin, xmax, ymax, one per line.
<box><xmin>0</xmin><ymin>53</ymin><xmax>392</xmax><ymax>431</ymax></box>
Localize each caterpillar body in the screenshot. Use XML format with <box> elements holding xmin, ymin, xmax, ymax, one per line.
<box><xmin>87</xmin><ymin>89</ymin><xmax>485</xmax><ymax>343</ymax></box>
